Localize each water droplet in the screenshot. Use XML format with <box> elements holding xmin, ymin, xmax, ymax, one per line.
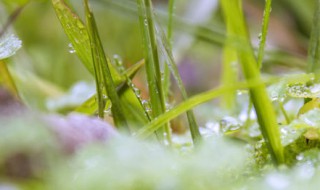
<box><xmin>219</xmin><ymin>116</ymin><xmax>241</xmax><ymax>133</ymax></box>
<box><xmin>142</xmin><ymin>100</ymin><xmax>152</xmax><ymax>115</ymax></box>
<box><xmin>286</xmin><ymin>83</ymin><xmax>313</xmax><ymax>98</ymax></box>
<box><xmin>296</xmin><ymin>154</ymin><xmax>304</xmax><ymax>161</ymax></box>
<box><xmin>68</xmin><ymin>43</ymin><xmax>76</xmax><ymax>54</ymax></box>
<box><xmin>144</xmin><ymin>19</ymin><xmax>148</xmax><ymax>26</ymax></box>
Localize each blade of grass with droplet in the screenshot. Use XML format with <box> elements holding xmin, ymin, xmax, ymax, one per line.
<box><xmin>136</xmin><ymin>0</ymin><xmax>171</xmax><ymax>142</ymax></box>
<box><xmin>257</xmin><ymin>0</ymin><xmax>272</xmax><ymax>68</ymax></box>
<box><xmin>51</xmin><ymin>0</ymin><xmax>123</xmax><ymax>83</ymax></box>
<box><xmin>136</xmin><ymin>77</ymin><xmax>278</xmax><ymax>138</ymax></box>
<box><xmin>84</xmin><ymin>0</ymin><xmax>128</xmax><ymax>129</ymax></box>
<box><xmin>52</xmin><ymin>0</ymin><xmax>148</xmax><ymax>128</ymax></box>
<box><xmin>155</xmin><ymin>21</ymin><xmax>202</xmax><ymax>144</ymax></box>
<box><xmin>220</xmin><ymin>0</ymin><xmax>284</xmax><ymax>165</ymax></box>
<box><xmin>307</xmin><ymin>0</ymin><xmax>320</xmax><ymax>76</ymax></box>
<box><xmin>52</xmin><ymin>0</ymin><xmax>94</xmax><ymax>74</ymax></box>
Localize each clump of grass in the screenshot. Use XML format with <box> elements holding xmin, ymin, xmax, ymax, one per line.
<box><xmin>5</xmin><ymin>0</ymin><xmax>320</xmax><ymax>188</ymax></box>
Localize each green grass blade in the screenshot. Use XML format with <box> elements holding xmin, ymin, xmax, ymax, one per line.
<box><xmin>155</xmin><ymin>22</ymin><xmax>202</xmax><ymax>144</ymax></box>
<box><xmin>0</xmin><ymin>60</ymin><xmax>19</xmax><ymax>98</ymax></box>
<box><xmin>51</xmin><ymin>0</ymin><xmax>123</xmax><ymax>83</ymax></box>
<box><xmin>307</xmin><ymin>0</ymin><xmax>320</xmax><ymax>76</ymax></box>
<box><xmin>52</xmin><ymin>0</ymin><xmax>94</xmax><ymax>74</ymax></box>
<box><xmin>136</xmin><ymin>78</ymin><xmax>277</xmax><ymax>138</ymax></box>
<box><xmin>137</xmin><ymin>0</ymin><xmax>171</xmax><ymax>142</ymax></box>
<box><xmin>220</xmin><ymin>0</ymin><xmax>284</xmax><ymax>165</ymax></box>
<box><xmin>84</xmin><ymin>0</ymin><xmax>128</xmax><ymax>129</ymax></box>
<box><xmin>257</xmin><ymin>0</ymin><xmax>272</xmax><ymax>68</ymax></box>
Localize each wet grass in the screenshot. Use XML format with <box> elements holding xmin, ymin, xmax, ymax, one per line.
<box><xmin>3</xmin><ymin>0</ymin><xmax>320</xmax><ymax>189</ymax></box>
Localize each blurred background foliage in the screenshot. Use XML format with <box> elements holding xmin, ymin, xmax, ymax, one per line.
<box><xmin>0</xmin><ymin>0</ymin><xmax>316</xmax><ymax>110</ymax></box>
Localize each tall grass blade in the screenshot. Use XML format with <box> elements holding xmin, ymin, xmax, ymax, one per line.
<box><xmin>220</xmin><ymin>0</ymin><xmax>284</xmax><ymax>165</ymax></box>
<box><xmin>257</xmin><ymin>0</ymin><xmax>272</xmax><ymax>68</ymax></box>
<box><xmin>136</xmin><ymin>0</ymin><xmax>171</xmax><ymax>142</ymax></box>
<box><xmin>155</xmin><ymin>22</ymin><xmax>202</xmax><ymax>144</ymax></box>
<box><xmin>84</xmin><ymin>0</ymin><xmax>128</xmax><ymax>129</ymax></box>
<box><xmin>0</xmin><ymin>60</ymin><xmax>19</xmax><ymax>98</ymax></box>
<box><xmin>307</xmin><ymin>0</ymin><xmax>320</xmax><ymax>77</ymax></box>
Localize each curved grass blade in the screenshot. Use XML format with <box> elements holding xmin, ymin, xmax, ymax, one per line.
<box><xmin>135</xmin><ymin>77</ymin><xmax>278</xmax><ymax>138</ymax></box>
<box><xmin>220</xmin><ymin>0</ymin><xmax>284</xmax><ymax>165</ymax></box>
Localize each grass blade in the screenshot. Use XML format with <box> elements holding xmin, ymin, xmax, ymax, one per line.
<box><xmin>155</xmin><ymin>21</ymin><xmax>202</xmax><ymax>144</ymax></box>
<box><xmin>220</xmin><ymin>0</ymin><xmax>284</xmax><ymax>165</ymax></box>
<box><xmin>0</xmin><ymin>60</ymin><xmax>19</xmax><ymax>98</ymax></box>
<box><xmin>52</xmin><ymin>0</ymin><xmax>94</xmax><ymax>74</ymax></box>
<box><xmin>257</xmin><ymin>0</ymin><xmax>272</xmax><ymax>68</ymax></box>
<box><xmin>136</xmin><ymin>0</ymin><xmax>171</xmax><ymax>142</ymax></box>
<box><xmin>136</xmin><ymin>78</ymin><xmax>277</xmax><ymax>138</ymax></box>
<box><xmin>84</xmin><ymin>0</ymin><xmax>128</xmax><ymax>129</ymax></box>
<box><xmin>307</xmin><ymin>0</ymin><xmax>320</xmax><ymax>76</ymax></box>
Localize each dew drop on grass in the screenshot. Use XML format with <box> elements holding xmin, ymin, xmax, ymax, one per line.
<box><xmin>280</xmin><ymin>126</ymin><xmax>297</xmax><ymax>145</ymax></box>
<box><xmin>0</xmin><ymin>34</ymin><xmax>22</xmax><ymax>59</ymax></box>
<box><xmin>114</xmin><ymin>54</ymin><xmax>125</xmax><ymax>73</ymax></box>
<box><xmin>296</xmin><ymin>154</ymin><xmax>304</xmax><ymax>161</ymax></box>
<box><xmin>286</xmin><ymin>83</ymin><xmax>314</xmax><ymax>98</ymax></box>
<box><xmin>219</xmin><ymin>116</ymin><xmax>241</xmax><ymax>133</ymax></box>
<box><xmin>142</xmin><ymin>100</ymin><xmax>152</xmax><ymax>115</ymax></box>
<box><xmin>144</xmin><ymin>19</ymin><xmax>148</xmax><ymax>26</ymax></box>
<box><xmin>68</xmin><ymin>43</ymin><xmax>76</xmax><ymax>54</ymax></box>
